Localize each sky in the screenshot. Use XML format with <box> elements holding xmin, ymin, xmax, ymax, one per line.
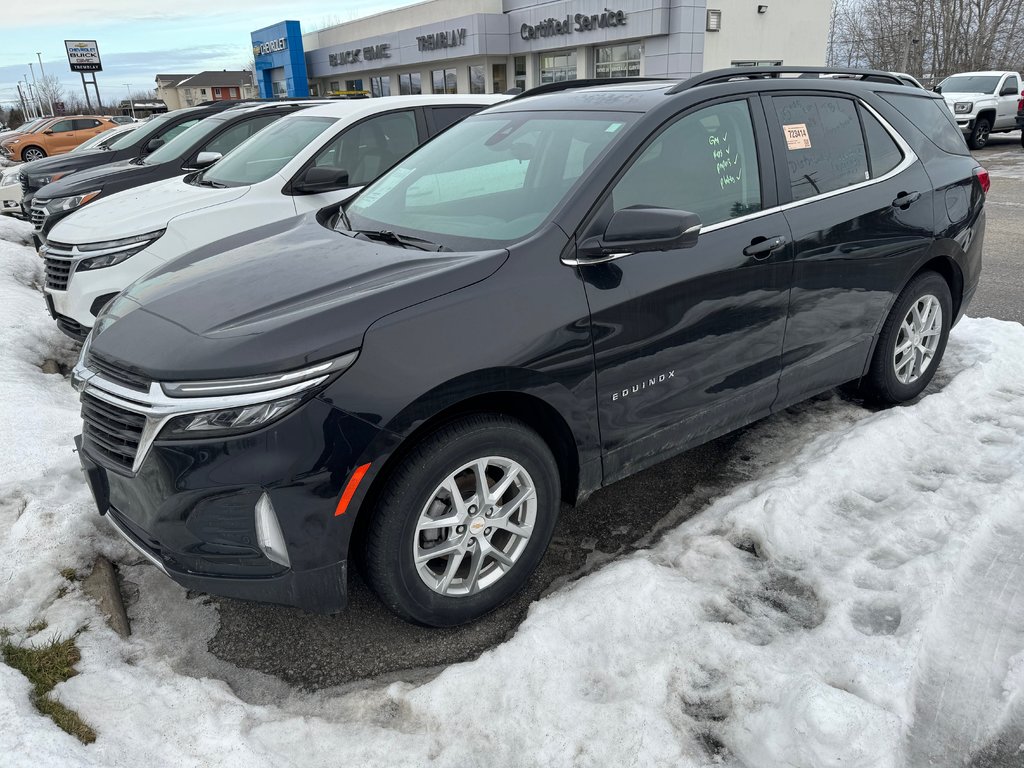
<box><xmin>0</xmin><ymin>0</ymin><xmax>406</xmax><ymax>113</ymax></box>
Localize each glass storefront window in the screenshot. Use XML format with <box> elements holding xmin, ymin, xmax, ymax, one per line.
<box><xmin>370</xmin><ymin>76</ymin><xmax>391</xmax><ymax>97</ymax></box>
<box><xmin>595</xmin><ymin>42</ymin><xmax>642</xmax><ymax>78</ymax></box>
<box><xmin>329</xmin><ymin>81</ymin><xmax>340</xmax><ymax>93</ymax></box>
<box><xmin>346</xmin><ymin>79</ymin><xmax>364</xmax><ymax>92</ymax></box>
<box><xmin>432</xmin><ymin>68</ymin><xmax>458</xmax><ymax>94</ymax></box>
<box><xmin>514</xmin><ymin>56</ymin><xmax>527</xmax><ymax>91</ymax></box>
<box><xmin>469</xmin><ymin>65</ymin><xmax>485</xmax><ymax>94</ymax></box>
<box><xmin>399</xmin><ymin>73</ymin><xmax>422</xmax><ymax>95</ymax></box>
<box><xmin>540</xmin><ymin>50</ymin><xmax>576</xmax><ymax>84</ymax></box>
<box><xmin>493</xmin><ymin>63</ymin><xmax>507</xmax><ymax>93</ymax></box>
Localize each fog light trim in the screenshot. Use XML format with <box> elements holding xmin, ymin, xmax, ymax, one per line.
<box><xmin>255</xmin><ymin>492</ymin><xmax>290</xmax><ymax>568</ymax></box>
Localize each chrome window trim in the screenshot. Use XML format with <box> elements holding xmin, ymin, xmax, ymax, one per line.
<box><xmin>75</xmin><ymin>360</ymin><xmax>331</xmax><ymax>474</ymax></box>
<box><xmin>563</xmin><ymin>97</ymin><xmax>917</xmax><ymax>265</ymax></box>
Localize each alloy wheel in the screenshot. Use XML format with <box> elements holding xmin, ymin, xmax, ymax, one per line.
<box><xmin>893</xmin><ymin>294</ymin><xmax>943</xmax><ymax>385</ymax></box>
<box><xmin>22</xmin><ymin>148</ymin><xmax>44</xmax><ymax>162</ymax></box>
<box><xmin>413</xmin><ymin>455</ymin><xmax>537</xmax><ymax>597</ymax></box>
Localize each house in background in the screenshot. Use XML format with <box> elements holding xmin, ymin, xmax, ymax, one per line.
<box><xmin>155</xmin><ymin>71</ymin><xmax>258</xmax><ymax>110</ymax></box>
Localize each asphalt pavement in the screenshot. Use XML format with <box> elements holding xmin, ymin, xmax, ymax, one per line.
<box><xmin>207</xmin><ymin>132</ymin><xmax>1024</xmax><ymax>691</ymax></box>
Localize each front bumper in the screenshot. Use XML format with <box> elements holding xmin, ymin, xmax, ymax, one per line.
<box><xmin>74</xmin><ymin>377</ymin><xmax>386</xmax><ymax>614</ymax></box>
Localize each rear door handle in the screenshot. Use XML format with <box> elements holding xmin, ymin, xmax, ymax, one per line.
<box><xmin>743</xmin><ymin>235</ymin><xmax>788</xmax><ymax>259</ymax></box>
<box><xmin>892</xmin><ymin>191</ymin><xmax>921</xmax><ymax>209</ymax></box>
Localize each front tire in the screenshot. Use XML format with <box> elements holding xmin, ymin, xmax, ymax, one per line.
<box><xmin>968</xmin><ymin>117</ymin><xmax>991</xmax><ymax>150</ymax></box>
<box><xmin>859</xmin><ymin>271</ymin><xmax>952</xmax><ymax>405</ymax></box>
<box><xmin>364</xmin><ymin>414</ymin><xmax>560</xmax><ymax>627</ymax></box>
<box><xmin>21</xmin><ymin>146</ymin><xmax>46</xmax><ymax>162</ymax></box>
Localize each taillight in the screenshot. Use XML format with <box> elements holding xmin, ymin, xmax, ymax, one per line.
<box><xmin>1018</xmin><ymin>90</ymin><xmax>1024</xmax><ymax>112</ymax></box>
<box><xmin>974</xmin><ymin>166</ymin><xmax>990</xmax><ymax>194</ymax></box>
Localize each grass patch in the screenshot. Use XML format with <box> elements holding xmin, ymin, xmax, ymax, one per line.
<box><xmin>60</xmin><ymin>568</ymin><xmax>79</xmax><ymax>582</ymax></box>
<box><xmin>1</xmin><ymin>634</ymin><xmax>96</xmax><ymax>744</ymax></box>
<box><xmin>26</xmin><ymin>620</ymin><xmax>47</xmax><ymax>634</ymax></box>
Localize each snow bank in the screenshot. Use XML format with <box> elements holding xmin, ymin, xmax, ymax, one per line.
<box><xmin>1</xmin><ymin>217</ymin><xmax>1022</xmax><ymax>766</ymax></box>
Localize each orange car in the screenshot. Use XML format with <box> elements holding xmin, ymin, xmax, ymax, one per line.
<box><xmin>0</xmin><ymin>115</ymin><xmax>118</xmax><ymax>162</ymax></box>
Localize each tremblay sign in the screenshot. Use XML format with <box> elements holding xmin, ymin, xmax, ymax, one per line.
<box><xmin>64</xmin><ymin>40</ymin><xmax>102</xmax><ymax>72</ymax></box>
<box><xmin>521</xmin><ymin>9</ymin><xmax>627</xmax><ymax>39</ymax></box>
<box><xmin>417</xmin><ymin>28</ymin><xmax>468</xmax><ymax>51</ymax></box>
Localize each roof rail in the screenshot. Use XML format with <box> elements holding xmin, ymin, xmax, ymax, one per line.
<box><xmin>667</xmin><ymin>66</ymin><xmax>905</xmax><ymax>93</ymax></box>
<box><xmin>512</xmin><ymin>77</ymin><xmax>673</xmax><ymax>100</ymax></box>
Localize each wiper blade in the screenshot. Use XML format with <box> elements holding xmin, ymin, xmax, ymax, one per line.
<box><xmin>347</xmin><ymin>229</ymin><xmax>450</xmax><ymax>252</ymax></box>
<box><xmin>194</xmin><ymin>177</ymin><xmax>227</xmax><ymax>188</ymax></box>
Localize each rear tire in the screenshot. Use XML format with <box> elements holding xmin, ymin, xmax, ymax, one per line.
<box><xmin>968</xmin><ymin>117</ymin><xmax>991</xmax><ymax>150</ymax></box>
<box><xmin>364</xmin><ymin>414</ymin><xmax>560</xmax><ymax>627</ymax></box>
<box><xmin>21</xmin><ymin>146</ymin><xmax>46</xmax><ymax>162</ymax></box>
<box><xmin>858</xmin><ymin>271</ymin><xmax>952</xmax><ymax>405</ymax></box>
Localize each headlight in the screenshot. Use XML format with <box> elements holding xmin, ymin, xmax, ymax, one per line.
<box><xmin>0</xmin><ymin>174</ymin><xmax>17</xmax><ymax>187</ymax></box>
<box><xmin>46</xmin><ymin>190</ymin><xmax>102</xmax><ymax>214</ymax></box>
<box><xmin>37</xmin><ymin>172</ymin><xmax>69</xmax><ymax>186</ymax></box>
<box><xmin>161</xmin><ymin>396</ymin><xmax>306</xmax><ymax>438</ymax></box>
<box><xmin>6</xmin><ymin>139</ymin><xmax>20</xmax><ymax>145</ymax></box>
<box><xmin>954</xmin><ymin>102</ymin><xmax>973</xmax><ymax>114</ymax></box>
<box><xmin>72</xmin><ymin>229</ymin><xmax>165</xmax><ymax>272</ymax></box>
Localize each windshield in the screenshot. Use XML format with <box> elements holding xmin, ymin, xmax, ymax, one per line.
<box><xmin>12</xmin><ymin>119</ymin><xmax>44</xmax><ymax>133</ymax></box>
<box><xmin>73</xmin><ymin>126</ymin><xmax>134</xmax><ymax>152</ymax></box>
<box><xmin>143</xmin><ymin>117</ymin><xmax>224</xmax><ymax>165</ymax></box>
<box><xmin>939</xmin><ymin>75</ymin><xmax>1001</xmax><ymax>94</ymax></box>
<box><xmin>345</xmin><ymin>111</ymin><xmax>637</xmax><ymax>246</ymax></box>
<box><xmin>106</xmin><ymin>112</ymin><xmax>175</xmax><ymax>150</ymax></box>
<box><xmin>201</xmin><ymin>115</ymin><xmax>335</xmax><ymax>187</ymax></box>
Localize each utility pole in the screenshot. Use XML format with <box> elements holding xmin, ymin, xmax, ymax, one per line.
<box><xmin>123</xmin><ymin>84</ymin><xmax>136</xmax><ymax>119</ymax></box>
<box><xmin>24</xmin><ymin>79</ymin><xmax>38</xmax><ymax>118</ymax></box>
<box><xmin>36</xmin><ymin>52</ymin><xmax>55</xmax><ymax>117</ymax></box>
<box><xmin>16</xmin><ymin>83</ymin><xmax>30</xmax><ymax>122</ymax></box>
<box><xmin>28</xmin><ymin>62</ymin><xmax>47</xmax><ymax>117</ymax></box>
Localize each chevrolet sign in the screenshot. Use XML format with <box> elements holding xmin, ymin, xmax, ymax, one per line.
<box><xmin>254</xmin><ymin>38</ymin><xmax>288</xmax><ymax>56</ymax></box>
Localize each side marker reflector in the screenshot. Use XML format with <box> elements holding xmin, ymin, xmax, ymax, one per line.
<box><xmin>335</xmin><ymin>463</ymin><xmax>371</xmax><ymax>516</ymax></box>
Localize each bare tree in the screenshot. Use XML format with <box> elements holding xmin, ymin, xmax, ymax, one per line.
<box><xmin>34</xmin><ymin>73</ymin><xmax>65</xmax><ymax>114</ymax></box>
<box><xmin>832</xmin><ymin>0</ymin><xmax>1024</xmax><ymax>82</ymax></box>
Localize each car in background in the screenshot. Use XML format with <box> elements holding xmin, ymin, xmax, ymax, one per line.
<box><xmin>0</xmin><ymin>117</ymin><xmax>48</xmax><ymax>145</ymax></box>
<box><xmin>31</xmin><ymin>101</ymin><xmax>323</xmax><ymax>239</ymax></box>
<box><xmin>0</xmin><ymin>123</ymin><xmax>140</xmax><ymax>217</ymax></box>
<box><xmin>0</xmin><ymin>115</ymin><xmax>119</xmax><ymax>162</ymax></box>
<box><xmin>71</xmin><ymin>68</ymin><xmax>985</xmax><ymax>626</ymax></box>
<box><xmin>17</xmin><ymin>102</ymin><xmax>260</xmax><ymax>220</ymax></box>
<box><xmin>936</xmin><ymin>70</ymin><xmax>1021</xmax><ymax>148</ymax></box>
<box><xmin>893</xmin><ymin>72</ymin><xmax>926</xmax><ymax>89</ymax></box>
<box><xmin>43</xmin><ymin>94</ymin><xmax>506</xmax><ymax>339</ymax></box>
<box><xmin>105</xmin><ymin>116</ymin><xmax>138</xmax><ymax>125</ymax></box>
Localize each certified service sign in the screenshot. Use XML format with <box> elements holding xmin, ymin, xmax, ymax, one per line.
<box><xmin>65</xmin><ymin>40</ymin><xmax>103</xmax><ymax>72</ymax></box>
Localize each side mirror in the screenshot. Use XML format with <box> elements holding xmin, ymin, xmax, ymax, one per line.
<box><xmin>44</xmin><ymin>130</ymin><xmax>54</xmax><ymax>135</ymax></box>
<box><xmin>187</xmin><ymin>151</ymin><xmax>222</xmax><ymax>170</ymax></box>
<box><xmin>578</xmin><ymin>207</ymin><xmax>702</xmax><ymax>262</ymax></box>
<box><xmin>292</xmin><ymin>166</ymin><xmax>350</xmax><ymax>194</ymax></box>
<box><xmin>1000</xmin><ymin>85</ymin><xmax>1018</xmax><ymax>96</ymax></box>
<box><xmin>933</xmin><ymin>85</ymin><xmax>942</xmax><ymax>93</ymax></box>
<box><xmin>143</xmin><ymin>137</ymin><xmax>165</xmax><ymax>153</ymax></box>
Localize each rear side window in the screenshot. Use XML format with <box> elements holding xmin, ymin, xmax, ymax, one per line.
<box><xmin>72</xmin><ymin>119</ymin><xmax>101</xmax><ymax>130</ymax></box>
<box><xmin>612</xmin><ymin>100</ymin><xmax>762</xmax><ymax>226</ymax></box>
<box><xmin>430</xmin><ymin>106</ymin><xmax>480</xmax><ymax>134</ymax></box>
<box><xmin>879</xmin><ymin>93</ymin><xmax>969</xmax><ymax>155</ymax></box>
<box><xmin>770</xmin><ymin>95</ymin><xmax>868</xmax><ymax>201</ymax></box>
<box><xmin>860</xmin><ymin>109</ymin><xmax>903</xmax><ymax>177</ymax></box>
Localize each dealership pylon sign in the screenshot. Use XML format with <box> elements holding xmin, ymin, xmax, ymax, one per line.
<box><xmin>64</xmin><ymin>40</ymin><xmax>103</xmax><ymax>72</ymax></box>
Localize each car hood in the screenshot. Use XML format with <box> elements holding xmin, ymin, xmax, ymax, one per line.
<box><xmin>89</xmin><ymin>215</ymin><xmax>509</xmax><ymax>381</ymax></box>
<box><xmin>17</xmin><ymin>150</ymin><xmax>116</xmax><ymax>183</ymax></box>
<box><xmin>37</xmin><ymin>159</ymin><xmax>150</xmax><ymax>199</ymax></box>
<box><xmin>942</xmin><ymin>92</ymin><xmax>991</xmax><ymax>103</ymax></box>
<box><xmin>48</xmin><ymin>176</ymin><xmax>249</xmax><ymax>245</ymax></box>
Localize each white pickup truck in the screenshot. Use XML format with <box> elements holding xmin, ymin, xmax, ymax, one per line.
<box><xmin>936</xmin><ymin>70</ymin><xmax>1022</xmax><ymax>149</ymax></box>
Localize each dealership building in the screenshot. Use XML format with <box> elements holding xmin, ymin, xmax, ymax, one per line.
<box><xmin>250</xmin><ymin>0</ymin><xmax>832</xmax><ymax>99</ymax></box>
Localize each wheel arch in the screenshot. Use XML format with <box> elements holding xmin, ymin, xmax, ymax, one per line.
<box><xmin>20</xmin><ymin>144</ymin><xmax>45</xmax><ymax>160</ymax></box>
<box><xmin>975</xmin><ymin>108</ymin><xmax>997</xmax><ymax>126</ymax></box>
<box><xmin>346</xmin><ymin>382</ymin><xmax>585</xmax><ymax>562</ymax></box>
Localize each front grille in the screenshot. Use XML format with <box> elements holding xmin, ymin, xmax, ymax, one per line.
<box><xmin>30</xmin><ymin>199</ymin><xmax>47</xmax><ymax>230</ymax></box>
<box><xmin>19</xmin><ymin>173</ymin><xmax>28</xmax><ymax>195</ymax></box>
<box><xmin>87</xmin><ymin>351</ymin><xmax>152</xmax><ymax>392</ymax></box>
<box><xmin>81</xmin><ymin>391</ymin><xmax>146</xmax><ymax>472</ymax></box>
<box><xmin>43</xmin><ymin>256</ymin><xmax>72</xmax><ymax>290</ymax></box>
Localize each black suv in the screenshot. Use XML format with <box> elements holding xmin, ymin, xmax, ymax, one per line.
<box><xmin>18</xmin><ymin>102</ymin><xmax>258</xmax><ymax>222</ymax></box>
<box><xmin>73</xmin><ymin>68</ymin><xmax>986</xmax><ymax>627</ymax></box>
<box><xmin>30</xmin><ymin>101</ymin><xmax>323</xmax><ymax>240</ymax></box>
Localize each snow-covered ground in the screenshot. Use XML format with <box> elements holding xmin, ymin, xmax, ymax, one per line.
<box><xmin>1</xmin><ymin>215</ymin><xmax>1022</xmax><ymax>767</ymax></box>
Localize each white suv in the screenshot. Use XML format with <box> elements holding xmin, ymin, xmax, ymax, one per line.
<box><xmin>937</xmin><ymin>70</ymin><xmax>1021</xmax><ymax>149</ymax></box>
<box><xmin>42</xmin><ymin>94</ymin><xmax>506</xmax><ymax>338</ymax></box>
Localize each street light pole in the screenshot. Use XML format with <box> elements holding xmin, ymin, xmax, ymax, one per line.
<box><xmin>123</xmin><ymin>84</ymin><xmax>136</xmax><ymax>119</ymax></box>
<box><xmin>36</xmin><ymin>52</ymin><xmax>56</xmax><ymax>116</ymax></box>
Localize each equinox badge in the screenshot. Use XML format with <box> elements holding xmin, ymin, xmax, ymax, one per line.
<box><xmin>612</xmin><ymin>370</ymin><xmax>676</xmax><ymax>401</ymax></box>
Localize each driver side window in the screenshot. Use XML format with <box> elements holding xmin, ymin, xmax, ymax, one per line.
<box><xmin>312</xmin><ymin>110</ymin><xmax>418</xmax><ymax>187</ymax></box>
<box><xmin>50</xmin><ymin>120</ymin><xmax>76</xmax><ymax>133</ymax></box>
<box><xmin>611</xmin><ymin>100</ymin><xmax>762</xmax><ymax>226</ymax></box>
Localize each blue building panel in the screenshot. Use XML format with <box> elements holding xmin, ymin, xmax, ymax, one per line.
<box><xmin>251</xmin><ymin>20</ymin><xmax>309</xmax><ymax>98</ymax></box>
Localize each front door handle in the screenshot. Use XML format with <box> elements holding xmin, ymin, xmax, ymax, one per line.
<box><xmin>743</xmin><ymin>235</ymin><xmax>787</xmax><ymax>259</ymax></box>
<box><xmin>892</xmin><ymin>191</ymin><xmax>921</xmax><ymax>209</ymax></box>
